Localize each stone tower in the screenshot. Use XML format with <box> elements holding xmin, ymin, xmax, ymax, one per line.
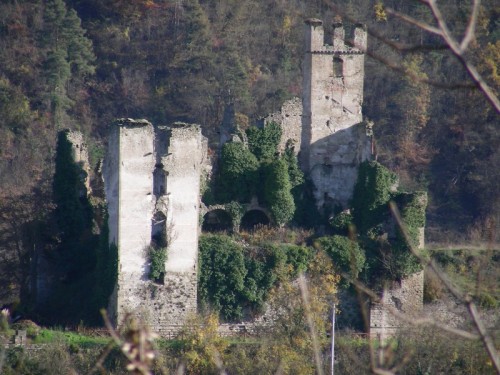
<box><xmin>302</xmin><ymin>19</ymin><xmax>371</xmax><ymax>209</ymax></box>
<box><xmin>104</xmin><ymin>119</ymin><xmax>207</xmax><ymax>335</ymax></box>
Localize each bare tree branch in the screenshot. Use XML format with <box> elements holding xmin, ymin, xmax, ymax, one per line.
<box><xmin>350</xmin><ymin>275</ymin><xmax>479</xmax><ymax>340</ymax></box>
<box><xmin>388</xmin><ymin>203</ymin><xmax>500</xmax><ymax>373</ymax></box>
<box><xmin>298</xmin><ymin>274</ymin><xmax>325</xmax><ymax>375</ymax></box>
<box><xmin>420</xmin><ymin>0</ymin><xmax>499</xmax><ymax>111</ymax></box>
<box><xmin>460</xmin><ymin>0</ymin><xmax>481</xmax><ymax>53</ymax></box>
<box><xmin>385</xmin><ymin>8</ymin><xmax>441</xmax><ymax>36</ymax></box>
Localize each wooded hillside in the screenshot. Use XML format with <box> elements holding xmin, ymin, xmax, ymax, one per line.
<box><xmin>0</xmin><ymin>0</ymin><xmax>498</xmax><ymax>308</ymax></box>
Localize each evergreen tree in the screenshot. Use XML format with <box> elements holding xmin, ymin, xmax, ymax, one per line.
<box><xmin>246</xmin><ymin>121</ymin><xmax>282</xmax><ymax>161</ymax></box>
<box><xmin>264</xmin><ymin>158</ymin><xmax>295</xmax><ymax>226</ymax></box>
<box><xmin>41</xmin><ymin>0</ymin><xmax>95</xmax><ymax>127</ymax></box>
<box><xmin>218</xmin><ymin>142</ymin><xmax>260</xmax><ymax>202</ymax></box>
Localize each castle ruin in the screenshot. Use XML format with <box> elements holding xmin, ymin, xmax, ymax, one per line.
<box><xmin>101</xmin><ymin>19</ymin><xmax>424</xmax><ymax>337</ymax></box>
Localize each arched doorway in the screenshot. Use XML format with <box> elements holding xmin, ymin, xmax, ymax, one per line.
<box><xmin>202</xmin><ymin>209</ymin><xmax>232</xmax><ymax>232</ymax></box>
<box><xmin>240</xmin><ymin>210</ymin><xmax>270</xmax><ymax>231</ymax></box>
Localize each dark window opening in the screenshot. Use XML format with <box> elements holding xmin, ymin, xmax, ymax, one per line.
<box><xmin>333</xmin><ymin>57</ymin><xmax>343</xmax><ymax>77</ymax></box>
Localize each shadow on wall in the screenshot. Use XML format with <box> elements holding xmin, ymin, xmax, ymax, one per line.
<box><xmin>301</xmin><ymin>122</ymin><xmax>371</xmax><ymax>213</ymax></box>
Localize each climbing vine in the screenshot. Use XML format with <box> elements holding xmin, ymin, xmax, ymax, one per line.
<box><xmin>348</xmin><ymin>161</ymin><xmax>427</xmax><ymax>281</ymax></box>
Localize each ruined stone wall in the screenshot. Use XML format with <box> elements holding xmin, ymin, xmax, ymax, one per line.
<box><xmin>265</xmin><ymin>97</ymin><xmax>303</xmax><ymax>153</ymax></box>
<box><xmin>302</xmin><ymin>19</ymin><xmax>371</xmax><ymax>209</ymax></box>
<box><xmin>369</xmin><ymin>271</ymin><xmax>424</xmax><ymax>341</ymax></box>
<box><xmin>104</xmin><ymin>119</ymin><xmax>206</xmax><ymax>334</ymax></box>
<box><xmin>65</xmin><ymin>130</ymin><xmax>91</xmax><ymax>195</ymax></box>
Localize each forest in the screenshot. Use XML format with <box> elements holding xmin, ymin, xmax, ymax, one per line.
<box><xmin>0</xmin><ymin>0</ymin><xmax>498</xmax><ymax>373</ymax></box>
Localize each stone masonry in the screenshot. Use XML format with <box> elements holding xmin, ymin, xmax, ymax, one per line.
<box><xmin>302</xmin><ymin>19</ymin><xmax>371</xmax><ymax>209</ymax></box>
<box><xmin>369</xmin><ymin>194</ymin><xmax>427</xmax><ymax>340</ymax></box>
<box><xmin>103</xmin><ymin>119</ymin><xmax>207</xmax><ymax>334</ymax></box>
<box><xmin>268</xmin><ymin>20</ymin><xmax>372</xmax><ymax>210</ymax></box>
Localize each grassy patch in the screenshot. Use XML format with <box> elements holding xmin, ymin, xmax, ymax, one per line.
<box><xmin>430</xmin><ymin>247</ymin><xmax>499</xmax><ymax>308</ymax></box>
<box><xmin>33</xmin><ymin>328</ymin><xmax>110</xmax><ymax>347</ymax></box>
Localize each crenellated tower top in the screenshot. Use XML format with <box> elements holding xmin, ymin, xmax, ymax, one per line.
<box><xmin>301</xmin><ymin>18</ymin><xmax>371</xmax><ymax>210</ymax></box>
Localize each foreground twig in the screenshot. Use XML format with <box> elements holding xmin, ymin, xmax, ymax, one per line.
<box><xmin>389</xmin><ymin>202</ymin><xmax>500</xmax><ymax>373</ymax></box>
<box><xmin>298</xmin><ymin>274</ymin><xmax>325</xmax><ymax>375</ymax></box>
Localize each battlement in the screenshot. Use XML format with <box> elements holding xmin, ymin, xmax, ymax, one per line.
<box><xmin>304</xmin><ymin>19</ymin><xmax>367</xmax><ymax>54</ymax></box>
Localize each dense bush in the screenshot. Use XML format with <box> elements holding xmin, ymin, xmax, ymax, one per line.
<box><xmin>351</xmin><ymin>161</ymin><xmax>398</xmax><ymax>233</ymax></box>
<box><xmin>246</xmin><ymin>121</ymin><xmax>282</xmax><ymax>161</ymax></box>
<box><xmin>329</xmin><ymin>210</ymin><xmax>354</xmax><ymax>235</ymax></box>
<box><xmin>282</xmin><ymin>142</ymin><xmax>304</xmax><ymax>189</ymax></box>
<box><xmin>198</xmin><ymin>234</ymin><xmax>248</xmax><ymax>320</ymax></box>
<box><xmin>148</xmin><ymin>245</ymin><xmax>167</xmax><ymax>283</ymax></box>
<box><xmin>263</xmin><ymin>158</ymin><xmax>295</xmax><ymax>226</ymax></box>
<box><xmin>198</xmin><ymin>234</ymin><xmax>314</xmax><ymax>320</ymax></box>
<box><xmin>314</xmin><ymin>235</ymin><xmax>365</xmax><ymax>285</ymax></box>
<box><xmin>218</xmin><ymin>142</ymin><xmax>260</xmax><ymax>203</ymax></box>
<box><xmin>350</xmin><ymin>161</ymin><xmax>426</xmax><ymax>281</ymax></box>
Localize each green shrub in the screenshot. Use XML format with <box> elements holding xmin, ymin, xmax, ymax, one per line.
<box><xmin>198</xmin><ymin>235</ymin><xmax>313</xmax><ymax>320</ymax></box>
<box><xmin>218</xmin><ymin>142</ymin><xmax>260</xmax><ymax>202</ymax></box>
<box><xmin>148</xmin><ymin>245</ymin><xmax>167</xmax><ymax>283</ymax></box>
<box><xmin>351</xmin><ymin>161</ymin><xmax>397</xmax><ymax>233</ymax></box>
<box><xmin>314</xmin><ymin>235</ymin><xmax>365</xmax><ymax>285</ymax></box>
<box><xmin>283</xmin><ymin>141</ymin><xmax>304</xmax><ymax>189</ymax></box>
<box><xmin>279</xmin><ymin>243</ymin><xmax>313</xmax><ymax>277</ymax></box>
<box><xmin>246</xmin><ymin>121</ymin><xmax>282</xmax><ymax>161</ymax></box>
<box><xmin>264</xmin><ymin>158</ymin><xmax>295</xmax><ymax>226</ymax></box>
<box><xmin>329</xmin><ymin>210</ymin><xmax>354</xmax><ymax>235</ymax></box>
<box><xmin>198</xmin><ymin>234</ymin><xmax>247</xmax><ymax>320</ymax></box>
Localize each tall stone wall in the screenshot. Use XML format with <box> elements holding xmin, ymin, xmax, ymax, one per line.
<box><xmin>103</xmin><ymin>119</ymin><xmax>206</xmax><ymax>335</ymax></box>
<box><xmin>302</xmin><ymin>19</ymin><xmax>371</xmax><ymax>209</ymax></box>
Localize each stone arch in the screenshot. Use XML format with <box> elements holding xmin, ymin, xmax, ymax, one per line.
<box><xmin>240</xmin><ymin>209</ymin><xmax>271</xmax><ymax>231</ymax></box>
<box><xmin>202</xmin><ymin>209</ymin><xmax>233</xmax><ymax>233</ymax></box>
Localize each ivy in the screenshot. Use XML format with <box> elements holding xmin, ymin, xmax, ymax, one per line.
<box><xmin>198</xmin><ymin>235</ymin><xmax>314</xmax><ymax>321</ymax></box>
<box><xmin>246</xmin><ymin>121</ymin><xmax>282</xmax><ymax>161</ymax></box>
<box><xmin>198</xmin><ymin>235</ymin><xmax>247</xmax><ymax>320</ymax></box>
<box><xmin>264</xmin><ymin>158</ymin><xmax>295</xmax><ymax>226</ymax></box>
<box><xmin>314</xmin><ymin>235</ymin><xmax>365</xmax><ymax>286</ymax></box>
<box><xmin>350</xmin><ymin>161</ymin><xmax>427</xmax><ymax>281</ymax></box>
<box><xmin>218</xmin><ymin>142</ymin><xmax>259</xmax><ymax>203</ymax></box>
<box><xmin>351</xmin><ymin>161</ymin><xmax>398</xmax><ymax>233</ymax></box>
<box><xmin>329</xmin><ymin>210</ymin><xmax>354</xmax><ymax>236</ymax></box>
<box><xmin>224</xmin><ymin>201</ymin><xmax>246</xmax><ymax>230</ymax></box>
<box><xmin>283</xmin><ymin>141</ymin><xmax>304</xmax><ymax>189</ymax></box>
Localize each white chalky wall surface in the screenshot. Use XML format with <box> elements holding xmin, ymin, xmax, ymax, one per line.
<box><xmin>104</xmin><ymin>120</ymin><xmax>205</xmax><ymax>334</ymax></box>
